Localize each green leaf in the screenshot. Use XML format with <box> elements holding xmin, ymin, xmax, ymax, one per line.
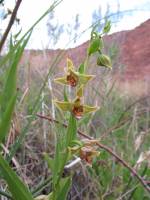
<box><xmin>53</xmin><ymin>142</ymin><xmax>62</xmax><ymax>185</ymax></box>
<box><xmin>88</xmin><ymin>37</ymin><xmax>103</xmax><ymax>56</ymax></box>
<box><xmin>103</xmin><ymin>20</ymin><xmax>111</xmax><ymax>34</ymax></box>
<box><xmin>0</xmin><ymin>154</ymin><xmax>34</xmax><ymax>200</ymax></box>
<box><xmin>0</xmin><ymin>31</ymin><xmax>32</xmax><ymax>115</ymax></box>
<box><xmin>97</xmin><ymin>54</ymin><xmax>112</xmax><ymax>69</ymax></box>
<box><xmin>3</xmin><ymin>0</ymin><xmax>64</xmax><ymax>164</ymax></box>
<box><xmin>14</xmin><ymin>28</ymin><xmax>22</xmax><ymax>39</ymax></box>
<box><xmin>0</xmin><ymin>94</ymin><xmax>16</xmax><ymax>143</ymax></box>
<box><xmin>132</xmin><ymin>186</ymin><xmax>144</xmax><ymax>200</ymax></box>
<box><xmin>56</xmin><ymin>177</ymin><xmax>71</xmax><ymax>200</ymax></box>
<box><xmin>78</xmin><ymin>63</ymin><xmax>85</xmax><ymax>74</ymax></box>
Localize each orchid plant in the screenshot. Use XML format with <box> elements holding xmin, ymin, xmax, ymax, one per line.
<box><xmin>43</xmin><ymin>21</ymin><xmax>112</xmax><ymax>200</ymax></box>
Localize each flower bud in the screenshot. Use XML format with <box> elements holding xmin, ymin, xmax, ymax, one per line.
<box><xmin>97</xmin><ymin>54</ymin><xmax>112</xmax><ymax>69</ymax></box>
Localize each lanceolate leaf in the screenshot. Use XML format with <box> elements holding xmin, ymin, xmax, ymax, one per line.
<box><xmin>103</xmin><ymin>20</ymin><xmax>111</xmax><ymax>34</ymax></box>
<box><xmin>88</xmin><ymin>37</ymin><xmax>103</xmax><ymax>56</ymax></box>
<box><xmin>0</xmin><ymin>31</ymin><xmax>32</xmax><ymax>115</ymax></box>
<box><xmin>78</xmin><ymin>63</ymin><xmax>85</xmax><ymax>74</ymax></box>
<box><xmin>0</xmin><ymin>154</ymin><xmax>34</xmax><ymax>200</ymax></box>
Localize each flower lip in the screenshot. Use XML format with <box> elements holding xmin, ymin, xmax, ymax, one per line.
<box><xmin>66</xmin><ymin>72</ymin><xmax>78</xmax><ymax>87</ymax></box>
<box><xmin>80</xmin><ymin>146</ymin><xmax>100</xmax><ymax>164</ymax></box>
<box><xmin>72</xmin><ymin>105</ymin><xmax>84</xmax><ymax>119</ymax></box>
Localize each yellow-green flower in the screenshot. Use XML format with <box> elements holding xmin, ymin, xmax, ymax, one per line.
<box><xmin>68</xmin><ymin>139</ymin><xmax>100</xmax><ymax>164</ymax></box>
<box><xmin>79</xmin><ymin>145</ymin><xmax>100</xmax><ymax>164</ymax></box>
<box><xmin>53</xmin><ymin>86</ymin><xmax>98</xmax><ymax>119</ymax></box>
<box><xmin>54</xmin><ymin>58</ymin><xmax>94</xmax><ymax>87</ymax></box>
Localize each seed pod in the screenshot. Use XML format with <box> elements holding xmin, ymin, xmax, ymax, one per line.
<box><xmin>97</xmin><ymin>54</ymin><xmax>112</xmax><ymax>69</ymax></box>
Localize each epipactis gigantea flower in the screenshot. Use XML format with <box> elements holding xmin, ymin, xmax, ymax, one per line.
<box><xmin>53</xmin><ymin>86</ymin><xmax>98</xmax><ymax>119</ymax></box>
<box><xmin>68</xmin><ymin>139</ymin><xmax>100</xmax><ymax>164</ymax></box>
<box><xmin>54</xmin><ymin>58</ymin><xmax>94</xmax><ymax>87</ymax></box>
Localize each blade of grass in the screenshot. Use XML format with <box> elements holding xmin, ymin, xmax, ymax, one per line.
<box><xmin>6</xmin><ymin>0</ymin><xmax>64</xmax><ymax>163</ymax></box>
<box><xmin>0</xmin><ymin>31</ymin><xmax>32</xmax><ymax>115</ymax></box>
<box><xmin>0</xmin><ymin>154</ymin><xmax>34</xmax><ymax>200</ymax></box>
<box><xmin>7</xmin><ymin>49</ymin><xmax>66</xmax><ymax>163</ymax></box>
<box><xmin>0</xmin><ymin>94</ymin><xmax>16</xmax><ymax>142</ymax></box>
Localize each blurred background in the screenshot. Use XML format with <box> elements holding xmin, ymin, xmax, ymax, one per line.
<box><xmin>1</xmin><ymin>0</ymin><xmax>150</xmax><ymax>49</ymax></box>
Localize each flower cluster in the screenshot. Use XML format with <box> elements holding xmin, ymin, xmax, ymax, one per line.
<box><xmin>53</xmin><ymin>58</ymin><xmax>99</xmax><ymax>163</ymax></box>
<box><xmin>54</xmin><ymin>58</ymin><xmax>98</xmax><ymax>119</ymax></box>
<box><xmin>53</xmin><ymin>25</ymin><xmax>112</xmax><ymax>164</ymax></box>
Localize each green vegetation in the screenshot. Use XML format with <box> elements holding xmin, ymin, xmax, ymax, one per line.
<box><xmin>0</xmin><ymin>1</ymin><xmax>149</xmax><ymax>200</ymax></box>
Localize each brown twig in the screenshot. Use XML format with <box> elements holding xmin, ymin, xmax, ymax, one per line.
<box><xmin>0</xmin><ymin>0</ymin><xmax>22</xmax><ymax>53</ymax></box>
<box><xmin>36</xmin><ymin>113</ymin><xmax>150</xmax><ymax>194</ymax></box>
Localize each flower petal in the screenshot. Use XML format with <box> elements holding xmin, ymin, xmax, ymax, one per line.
<box><xmin>54</xmin><ymin>76</ymin><xmax>68</xmax><ymax>85</ymax></box>
<box><xmin>79</xmin><ymin>74</ymin><xmax>95</xmax><ymax>85</ymax></box>
<box><xmin>83</xmin><ymin>105</ymin><xmax>98</xmax><ymax>114</ymax></box>
<box><xmin>67</xmin><ymin>58</ymin><xmax>74</xmax><ymax>70</ymax></box>
<box><xmin>53</xmin><ymin>100</ymin><xmax>73</xmax><ymax>112</ymax></box>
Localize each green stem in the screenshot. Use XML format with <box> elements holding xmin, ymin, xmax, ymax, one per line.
<box><xmin>84</xmin><ymin>47</ymin><xmax>90</xmax><ymax>73</ymax></box>
<box><xmin>52</xmin><ymin>114</ymin><xmax>77</xmax><ymax>199</ymax></box>
<box><xmin>66</xmin><ymin>114</ymin><xmax>77</xmax><ymax>147</ymax></box>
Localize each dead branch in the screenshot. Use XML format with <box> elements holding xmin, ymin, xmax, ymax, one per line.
<box><xmin>0</xmin><ymin>0</ymin><xmax>22</xmax><ymax>53</ymax></box>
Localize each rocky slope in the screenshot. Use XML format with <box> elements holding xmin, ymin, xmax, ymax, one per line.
<box><xmin>21</xmin><ymin>19</ymin><xmax>150</xmax><ymax>96</ymax></box>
